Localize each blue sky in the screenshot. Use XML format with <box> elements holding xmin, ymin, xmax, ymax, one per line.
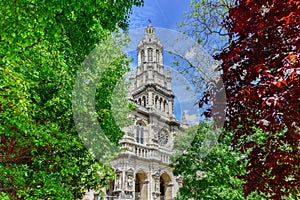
<box><xmin>129</xmin><ymin>0</ymin><xmax>190</xmax><ymax>30</ymax></box>
<box><xmin>127</xmin><ymin>1</ymin><xmax>205</xmax><ymax>124</ymax></box>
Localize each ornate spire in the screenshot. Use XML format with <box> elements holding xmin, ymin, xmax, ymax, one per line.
<box><xmin>145</xmin><ymin>23</ymin><xmax>155</xmax><ymax>36</ymax></box>
<box><xmin>181</xmin><ymin>111</ymin><xmax>188</xmax><ymax>128</ymax></box>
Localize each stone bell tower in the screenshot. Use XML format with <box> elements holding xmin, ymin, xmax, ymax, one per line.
<box><xmin>109</xmin><ymin>24</ymin><xmax>185</xmax><ymax>200</ymax></box>
<box><xmin>129</xmin><ymin>24</ymin><xmax>175</xmax><ymax>119</ymax></box>
<box><xmin>83</xmin><ymin>24</ymin><xmax>185</xmax><ymax>200</ymax></box>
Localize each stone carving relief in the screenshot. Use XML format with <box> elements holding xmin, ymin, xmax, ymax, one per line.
<box><xmin>155</xmin><ymin>178</ymin><xmax>160</xmax><ymax>192</ymax></box>
<box><xmin>127</xmin><ymin>176</ymin><xmax>133</xmax><ymax>190</ymax></box>
<box><xmin>158</xmin><ymin>130</ymin><xmax>169</xmax><ymax>146</ymax></box>
<box><xmin>125</xmin><ymin>191</ymin><xmax>133</xmax><ymax>199</ymax></box>
<box><xmin>152</xmin><ymin>171</ymin><xmax>160</xmax><ymax>192</ymax></box>
<box><xmin>176</xmin><ymin>175</ymin><xmax>183</xmax><ymax>188</ymax></box>
<box><xmin>126</xmin><ymin>125</ymin><xmax>135</xmax><ymax>138</ymax></box>
<box><xmin>125</xmin><ymin>169</ymin><xmax>134</xmax><ymax>191</ymax></box>
<box><xmin>115</xmin><ymin>169</ymin><xmax>122</xmax><ymax>190</ymax></box>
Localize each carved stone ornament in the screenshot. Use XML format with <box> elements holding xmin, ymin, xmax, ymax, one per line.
<box><xmin>115</xmin><ymin>169</ymin><xmax>122</xmax><ymax>190</ymax></box>
<box><xmin>126</xmin><ymin>169</ymin><xmax>134</xmax><ymax>190</ymax></box>
<box><xmin>158</xmin><ymin>130</ymin><xmax>168</xmax><ymax>146</ymax></box>
<box><xmin>176</xmin><ymin>175</ymin><xmax>183</xmax><ymax>187</ymax></box>
<box><xmin>125</xmin><ymin>191</ymin><xmax>133</xmax><ymax>198</ymax></box>
<box><xmin>152</xmin><ymin>171</ymin><xmax>160</xmax><ymax>192</ymax></box>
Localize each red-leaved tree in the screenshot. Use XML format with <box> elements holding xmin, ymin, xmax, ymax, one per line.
<box><xmin>202</xmin><ymin>0</ymin><xmax>300</xmax><ymax>198</ymax></box>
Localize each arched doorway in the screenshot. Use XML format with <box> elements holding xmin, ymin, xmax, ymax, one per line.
<box><xmin>135</xmin><ymin>171</ymin><xmax>148</xmax><ymax>200</ymax></box>
<box><xmin>160</xmin><ymin>173</ymin><xmax>172</xmax><ymax>200</ymax></box>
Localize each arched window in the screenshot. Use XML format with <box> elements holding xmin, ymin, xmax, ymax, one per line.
<box><xmin>141</xmin><ymin>50</ymin><xmax>145</xmax><ymax>62</ymax></box>
<box><xmin>136</xmin><ymin>126</ymin><xmax>140</xmax><ymax>143</ymax></box>
<box><xmin>155</xmin><ymin>96</ymin><xmax>158</xmax><ymax>108</ymax></box>
<box><xmin>165</xmin><ymin>101</ymin><xmax>169</xmax><ymax>113</ymax></box>
<box><xmin>159</xmin><ymin>98</ymin><xmax>163</xmax><ymax>110</ymax></box>
<box><xmin>163</xmin><ymin>100</ymin><xmax>167</xmax><ymax>112</ymax></box>
<box><xmin>156</xmin><ymin>50</ymin><xmax>159</xmax><ymax>62</ymax></box>
<box><xmin>142</xmin><ymin>96</ymin><xmax>146</xmax><ymax>107</ymax></box>
<box><xmin>136</xmin><ymin>122</ymin><xmax>144</xmax><ymax>144</ymax></box>
<box><xmin>148</xmin><ymin>48</ymin><xmax>153</xmax><ymax>61</ymax></box>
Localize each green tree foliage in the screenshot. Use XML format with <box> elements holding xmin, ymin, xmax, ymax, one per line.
<box><xmin>171</xmin><ymin>123</ymin><xmax>245</xmax><ymax>200</ymax></box>
<box><xmin>0</xmin><ymin>0</ymin><xmax>143</xmax><ymax>199</ymax></box>
<box><xmin>179</xmin><ymin>0</ymin><xmax>233</xmax><ymax>54</ymax></box>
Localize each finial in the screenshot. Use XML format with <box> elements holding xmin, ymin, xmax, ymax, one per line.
<box><xmin>148</xmin><ymin>19</ymin><xmax>152</xmax><ymax>24</ymax></box>
<box><xmin>181</xmin><ymin>111</ymin><xmax>188</xmax><ymax>126</ymax></box>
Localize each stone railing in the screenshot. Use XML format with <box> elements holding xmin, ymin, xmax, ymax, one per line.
<box><xmin>134</xmin><ymin>145</ymin><xmax>150</xmax><ymax>159</ymax></box>
<box><xmin>159</xmin><ymin>152</ymin><xmax>170</xmax><ymax>164</ymax></box>
<box><xmin>132</xmin><ymin>144</ymin><xmax>170</xmax><ymax>164</ymax></box>
<box><xmin>121</xmin><ymin>140</ymin><xmax>171</xmax><ymax>164</ymax></box>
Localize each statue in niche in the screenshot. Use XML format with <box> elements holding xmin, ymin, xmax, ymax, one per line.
<box><xmin>127</xmin><ymin>175</ymin><xmax>133</xmax><ymax>190</ymax></box>
<box><xmin>115</xmin><ymin>173</ymin><xmax>121</xmax><ymax>190</ymax></box>
<box><xmin>176</xmin><ymin>175</ymin><xmax>183</xmax><ymax>187</ymax></box>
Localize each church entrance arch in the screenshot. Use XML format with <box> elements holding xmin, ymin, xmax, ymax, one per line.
<box><xmin>160</xmin><ymin>173</ymin><xmax>172</xmax><ymax>200</ymax></box>
<box><xmin>135</xmin><ymin>171</ymin><xmax>148</xmax><ymax>200</ymax></box>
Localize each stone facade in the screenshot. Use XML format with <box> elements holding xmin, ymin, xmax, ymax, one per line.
<box><xmin>83</xmin><ymin>24</ymin><xmax>185</xmax><ymax>200</ymax></box>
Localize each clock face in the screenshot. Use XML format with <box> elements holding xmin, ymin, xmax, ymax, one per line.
<box><xmin>158</xmin><ymin>130</ymin><xmax>168</xmax><ymax>146</ymax></box>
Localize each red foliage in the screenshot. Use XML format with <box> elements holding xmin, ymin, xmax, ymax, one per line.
<box><xmin>205</xmin><ymin>0</ymin><xmax>300</xmax><ymax>198</ymax></box>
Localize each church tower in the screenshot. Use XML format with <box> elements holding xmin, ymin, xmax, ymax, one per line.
<box><xmin>129</xmin><ymin>24</ymin><xmax>175</xmax><ymax>120</ymax></box>
<box><xmin>83</xmin><ymin>24</ymin><xmax>185</xmax><ymax>200</ymax></box>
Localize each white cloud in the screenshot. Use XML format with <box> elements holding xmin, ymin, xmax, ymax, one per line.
<box><xmin>184</xmin><ymin>110</ymin><xmax>199</xmax><ymax>126</ymax></box>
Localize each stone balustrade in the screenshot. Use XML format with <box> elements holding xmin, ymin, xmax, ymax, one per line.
<box><xmin>122</xmin><ymin>142</ymin><xmax>170</xmax><ymax>164</ymax></box>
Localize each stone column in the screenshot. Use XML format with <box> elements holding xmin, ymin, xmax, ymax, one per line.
<box><xmin>159</xmin><ymin>50</ymin><xmax>163</xmax><ymax>64</ymax></box>
<box><xmin>145</xmin><ymin>48</ymin><xmax>148</xmax><ymax>63</ymax></box>
<box><xmin>148</xmin><ymin>92</ymin><xmax>153</xmax><ymax>107</ymax></box>
<box><xmin>138</xmin><ymin>50</ymin><xmax>141</xmax><ymax>65</ymax></box>
<box><xmin>152</xmin><ymin>171</ymin><xmax>160</xmax><ymax>200</ymax></box>
<box><xmin>113</xmin><ymin>169</ymin><xmax>122</xmax><ymax>199</ymax></box>
<box><xmin>124</xmin><ymin>169</ymin><xmax>134</xmax><ymax>199</ymax></box>
<box><xmin>166</xmin><ymin>75</ymin><xmax>171</xmax><ymax>90</ymax></box>
<box><xmin>168</xmin><ymin>100</ymin><xmax>173</xmax><ymax>116</ymax></box>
